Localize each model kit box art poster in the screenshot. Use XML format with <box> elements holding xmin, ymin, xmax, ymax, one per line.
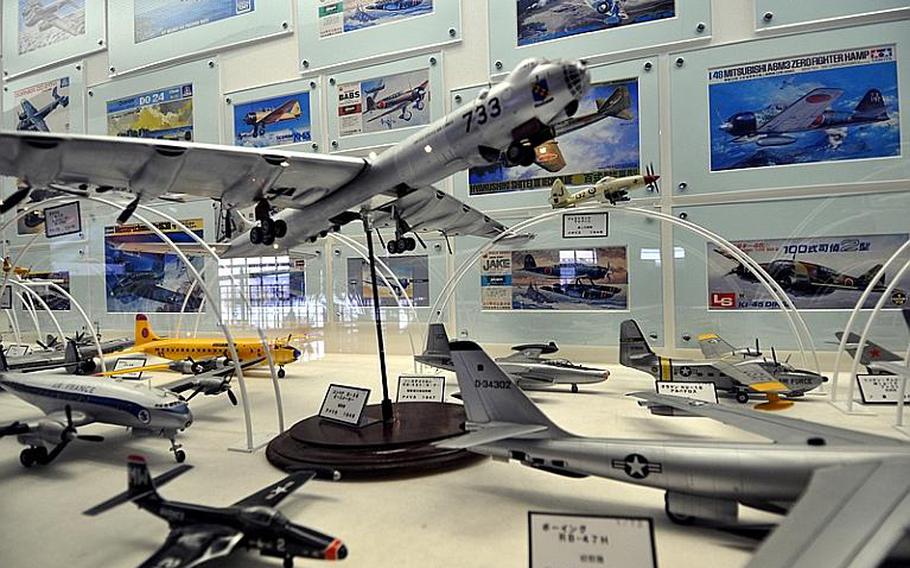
<box><xmin>233</xmin><ymin>91</ymin><xmax>312</xmax><ymax>148</ymax></box>
<box><xmin>517</xmin><ymin>0</ymin><xmax>675</xmax><ymax>47</ymax></box>
<box><xmin>107</xmin><ymin>83</ymin><xmax>195</xmax><ymax>141</ymax></box>
<box><xmin>18</xmin><ymin>0</ymin><xmax>86</xmax><ymax>55</ymax></box>
<box><xmin>13</xmin><ymin>76</ymin><xmax>71</xmax><ymax>132</ymax></box>
<box><xmin>104</xmin><ymin>219</ymin><xmax>206</xmax><ymax>313</ymax></box>
<box><xmin>469</xmin><ymin>78</ymin><xmax>640</xmax><ymax>196</ymax></box>
<box><xmin>346</xmin><ymin>256</ymin><xmax>430</xmax><ymax>307</ymax></box>
<box><xmin>18</xmin><ymin>270</ymin><xmax>71</xmax><ymax>311</ymax></box>
<box><xmin>481</xmin><ymin>247</ymin><xmax>628</xmax><ymax>310</ymax></box>
<box><xmin>337</xmin><ymin>68</ymin><xmax>430</xmax><ymax>136</ymax></box>
<box><xmin>707</xmin><ymin>233</ymin><xmax>910</xmax><ymax>311</ymax></box>
<box><xmin>134</xmin><ymin>0</ymin><xmax>254</xmax><ymax>43</ymax></box>
<box><xmin>318</xmin><ymin>0</ymin><xmax>433</xmax><ymax>39</ymax></box>
<box><xmin>709</xmin><ymin>45</ymin><xmax>900</xmax><ymax>172</ymax></box>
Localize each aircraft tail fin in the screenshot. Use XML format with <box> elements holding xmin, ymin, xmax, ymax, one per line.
<box><xmin>447</xmin><ymin>340</ymin><xmax>562</xmax><ymax>434</ymax></box>
<box><xmin>619</xmin><ymin>319</ymin><xmax>659</xmax><ymax>370</ymax></box>
<box><xmin>835</xmin><ymin>331</ymin><xmax>902</xmax><ymax>367</ymax></box>
<box><xmin>134</xmin><ymin>314</ymin><xmax>160</xmax><ymax>347</ymax></box>
<box><xmin>523</xmin><ymin>254</ymin><xmax>537</xmax><ymax>270</ymax></box>
<box><xmin>83</xmin><ymin>456</ymin><xmax>192</xmax><ymax>516</ymax></box>
<box><xmin>549</xmin><ymin>179</ymin><xmax>569</xmax><ymax>207</ymax></box>
<box><xmin>424</xmin><ymin>323</ymin><xmax>451</xmax><ymax>358</ymax></box>
<box><xmin>63</xmin><ymin>339</ymin><xmax>80</xmax><ymax>375</ymax></box>
<box><xmin>365</xmin><ymin>96</ymin><xmax>376</xmax><ymax>112</ymax></box>
<box><xmin>854</xmin><ymin>89</ymin><xmax>887</xmax><ymax>120</ymax></box>
<box><xmin>858</xmin><ymin>264</ymin><xmax>885</xmax><ymax>286</ymax></box>
<box><xmin>598</xmin><ymin>85</ymin><xmax>634</xmax><ymax>121</ymax></box>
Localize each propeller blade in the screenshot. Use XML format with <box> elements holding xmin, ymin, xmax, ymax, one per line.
<box><xmin>785</xmin><ymin>354</ymin><xmax>792</xmax><ymax>364</ymax></box>
<box><xmin>117</xmin><ymin>195</ymin><xmax>141</xmax><ymax>224</ymax></box>
<box><xmin>0</xmin><ymin>184</ymin><xmax>32</xmax><ymax>214</ymax></box>
<box><xmin>186</xmin><ymin>386</ymin><xmax>205</xmax><ymax>401</ymax></box>
<box><xmin>771</xmin><ymin>346</ymin><xmax>778</xmax><ymax>364</ymax></box>
<box><xmin>77</xmin><ymin>434</ymin><xmax>105</xmax><ymax>442</ymax></box>
<box><xmin>227</xmin><ymin>389</ymin><xmax>238</xmax><ymax>406</ymax></box>
<box><xmin>65</xmin><ymin>404</ymin><xmax>73</xmax><ymax>427</ymax></box>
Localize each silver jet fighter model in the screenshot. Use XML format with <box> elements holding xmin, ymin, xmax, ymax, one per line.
<box><xmin>620</xmin><ymin>319</ymin><xmax>827</xmax><ymax>409</ymax></box>
<box><xmin>416</xmin><ymin>323</ymin><xmax>608</xmax><ymax>393</ymax></box>
<box><xmin>438</xmin><ymin>341</ymin><xmax>910</xmax><ymax>568</ymax></box>
<box><xmin>0</xmin><ymin>58</ymin><xmax>590</xmax><ymax>256</ymax></box>
<box><xmin>0</xmin><ymin>371</ymin><xmax>193</xmax><ymax>467</ymax></box>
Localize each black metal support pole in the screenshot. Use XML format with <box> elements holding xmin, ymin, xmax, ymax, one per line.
<box><xmin>363</xmin><ymin>215</ymin><xmax>394</xmax><ymax>423</ymax></box>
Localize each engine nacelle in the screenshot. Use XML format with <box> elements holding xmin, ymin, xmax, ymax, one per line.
<box><xmin>720</xmin><ymin>112</ymin><xmax>757</xmax><ymax>137</ymax></box>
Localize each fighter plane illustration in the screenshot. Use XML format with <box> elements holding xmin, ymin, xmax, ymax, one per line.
<box><xmin>836</xmin><ymin>309</ymin><xmax>910</xmax><ymax>374</ymax></box>
<box><xmin>243</xmin><ymin>98</ymin><xmax>303</xmax><ymax>138</ymax></box>
<box><xmin>124</xmin><ymin>314</ymin><xmax>301</xmax><ymax>378</ymax></box>
<box><xmin>84</xmin><ymin>456</ymin><xmax>347</xmax><ymax>568</ymax></box>
<box><xmin>416</xmin><ymin>323</ymin><xmax>608</xmax><ymax>393</ymax></box>
<box><xmin>550</xmin><ymin>163</ymin><xmax>660</xmax><ymax>208</ymax></box>
<box><xmin>519</xmin><ymin>254</ymin><xmax>614</xmax><ymax>281</ymax></box>
<box><xmin>436</xmin><ymin>341</ymin><xmax>910</xmax><ymax>568</ymax></box>
<box><xmin>719</xmin><ymin>87</ymin><xmax>890</xmax><ymax>147</ymax></box>
<box><xmin>537</xmin><ymin>277</ymin><xmax>623</xmax><ymax>305</ymax></box>
<box><xmin>17</xmin><ymin>87</ymin><xmax>70</xmax><ymax>132</ymax></box>
<box><xmin>0</xmin><ymin>57</ymin><xmax>590</xmax><ymax>255</ymax></box>
<box><xmin>620</xmin><ymin>319</ymin><xmax>827</xmax><ymax>408</ymax></box>
<box><xmin>0</xmin><ymin>370</ymin><xmax>193</xmax><ymax>467</ymax></box>
<box><xmin>21</xmin><ymin>0</ymin><xmax>81</xmax><ymax>36</ymax></box>
<box><xmin>714</xmin><ymin>248</ymin><xmax>902</xmax><ymax>298</ymax></box>
<box><xmin>366</xmin><ymin>79</ymin><xmax>429</xmax><ymax>124</ymax></box>
<box><xmin>588</xmin><ymin>0</ymin><xmax>628</xmax><ymax>22</ymax></box>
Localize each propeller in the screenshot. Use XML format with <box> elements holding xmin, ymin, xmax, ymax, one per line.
<box><xmin>36</xmin><ymin>334</ymin><xmax>59</xmax><ymax>351</ymax></box>
<box><xmin>117</xmin><ymin>195</ymin><xmax>141</xmax><ymax>224</ymax></box>
<box><xmin>42</xmin><ymin>405</ymin><xmax>104</xmax><ymax>465</ymax></box>
<box><xmin>644</xmin><ymin>162</ymin><xmax>661</xmax><ymax>194</ymax></box>
<box><xmin>771</xmin><ymin>346</ymin><xmax>779</xmax><ymax>365</ymax></box>
<box><xmin>0</xmin><ymin>179</ymin><xmax>33</xmax><ymax>214</ymax></box>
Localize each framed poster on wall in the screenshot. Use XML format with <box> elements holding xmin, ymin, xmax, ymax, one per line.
<box><xmin>489</xmin><ymin>0</ymin><xmax>710</xmax><ymax>76</ymax></box>
<box><xmin>297</xmin><ymin>0</ymin><xmax>461</xmax><ymax>72</ymax></box>
<box><xmin>325</xmin><ymin>53</ymin><xmax>445</xmax><ymax>152</ymax></box>
<box><xmin>756</xmin><ymin>0</ymin><xmax>910</xmax><ymax>32</ymax></box>
<box><xmin>86</xmin><ymin>58</ymin><xmax>221</xmax><ymax>144</ymax></box>
<box><xmin>670</xmin><ymin>20</ymin><xmax>909</xmax><ymax>197</ymax></box>
<box><xmin>1</xmin><ymin>0</ymin><xmax>105</xmax><ymax>78</ymax></box>
<box><xmin>224</xmin><ymin>77</ymin><xmax>323</xmax><ymax>152</ymax></box>
<box><xmin>107</xmin><ymin>0</ymin><xmax>292</xmax><ymax>76</ymax></box>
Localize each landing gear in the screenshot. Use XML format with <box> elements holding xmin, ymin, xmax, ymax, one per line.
<box><xmin>505</xmin><ymin>141</ymin><xmax>536</xmax><ymax>167</ymax></box>
<box><xmin>278</xmin><ymin>367</ymin><xmax>286</xmax><ymax>379</ymax></box>
<box><xmin>249</xmin><ymin>199</ymin><xmax>287</xmax><ymax>245</ymax></box>
<box><xmin>571</xmin><ymin>384</ymin><xmax>579</xmax><ymax>394</ymax></box>
<box><xmin>283</xmin><ymin>556</ymin><xmax>294</xmax><ymax>568</ymax></box>
<box><xmin>386</xmin><ymin>236</ymin><xmax>416</xmax><ymax>254</ymax></box>
<box><xmin>735</xmin><ymin>391</ymin><xmax>750</xmax><ymax>404</ymax></box>
<box><xmin>19</xmin><ymin>446</ymin><xmax>48</xmax><ymax>468</ymax></box>
<box><xmin>170</xmin><ymin>438</ymin><xmax>186</xmax><ymax>463</ymax></box>
<box><xmin>665</xmin><ymin>493</ymin><xmax>695</xmax><ymax>525</ymax></box>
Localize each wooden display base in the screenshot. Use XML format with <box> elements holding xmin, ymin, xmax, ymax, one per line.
<box><xmin>266</xmin><ymin>402</ymin><xmax>484</xmax><ymax>479</ymax></box>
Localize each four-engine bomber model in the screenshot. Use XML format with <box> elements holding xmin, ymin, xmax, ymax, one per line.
<box><xmin>84</xmin><ymin>456</ymin><xmax>347</xmax><ymax>568</ymax></box>
<box><xmin>416</xmin><ymin>323</ymin><xmax>608</xmax><ymax>392</ymax></box>
<box><xmin>0</xmin><ymin>58</ymin><xmax>590</xmax><ymax>256</ymax></box>
<box><xmin>620</xmin><ymin>320</ymin><xmax>827</xmax><ymax>408</ymax></box>
<box><xmin>438</xmin><ymin>340</ymin><xmax>910</xmax><ymax>568</ymax></box>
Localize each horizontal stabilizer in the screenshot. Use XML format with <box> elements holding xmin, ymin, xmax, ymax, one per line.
<box><xmin>434</xmin><ymin>423</ymin><xmax>547</xmax><ymax>449</ymax></box>
<box><xmin>83</xmin><ymin>464</ymin><xmax>193</xmax><ymax>516</ymax></box>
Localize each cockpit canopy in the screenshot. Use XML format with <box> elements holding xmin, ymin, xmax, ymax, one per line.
<box><xmin>241</xmin><ymin>506</ymin><xmax>287</xmax><ymax>527</ymax></box>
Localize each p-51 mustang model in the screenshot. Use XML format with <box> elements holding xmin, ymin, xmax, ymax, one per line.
<box><xmin>550</xmin><ymin>164</ymin><xmax>659</xmax><ymax>208</ymax></box>
<box><xmin>620</xmin><ymin>320</ymin><xmax>827</xmax><ymax>408</ymax></box>
<box><xmin>719</xmin><ymin>87</ymin><xmax>889</xmax><ymax>147</ymax></box>
<box><xmin>416</xmin><ymin>323</ymin><xmax>608</xmax><ymax>392</ymax></box>
<box><xmin>84</xmin><ymin>456</ymin><xmax>347</xmax><ymax>568</ymax></box>
<box><xmin>0</xmin><ymin>371</ymin><xmax>193</xmax><ymax>467</ymax></box>
<box><xmin>17</xmin><ymin>86</ymin><xmax>70</xmax><ymax>132</ymax></box>
<box><xmin>0</xmin><ymin>58</ymin><xmax>589</xmax><ymax>256</ymax></box>
<box><xmin>437</xmin><ymin>340</ymin><xmax>910</xmax><ymax>568</ymax></box>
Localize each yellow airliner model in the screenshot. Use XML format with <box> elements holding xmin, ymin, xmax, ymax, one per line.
<box><xmin>126</xmin><ymin>314</ymin><xmax>301</xmax><ymax>378</ymax></box>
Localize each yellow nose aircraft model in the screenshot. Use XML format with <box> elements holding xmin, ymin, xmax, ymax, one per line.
<box><xmin>116</xmin><ymin>314</ymin><xmax>302</xmax><ymax>378</ymax></box>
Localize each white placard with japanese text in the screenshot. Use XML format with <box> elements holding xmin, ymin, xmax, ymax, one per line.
<box><xmin>529</xmin><ymin>512</ymin><xmax>657</xmax><ymax>568</ymax></box>
<box><xmin>112</xmin><ymin>357</ymin><xmax>148</xmax><ymax>380</ymax></box>
<box><xmin>563</xmin><ymin>212</ymin><xmax>608</xmax><ymax>239</ymax></box>
<box><xmin>857</xmin><ymin>374</ymin><xmax>910</xmax><ymax>404</ymax></box>
<box><xmin>656</xmin><ymin>381</ymin><xmax>718</xmax><ymax>404</ymax></box>
<box><xmin>396</xmin><ymin>375</ymin><xmax>445</xmax><ymax>403</ymax></box>
<box><xmin>319</xmin><ymin>384</ymin><xmax>371</xmax><ymax>425</ymax></box>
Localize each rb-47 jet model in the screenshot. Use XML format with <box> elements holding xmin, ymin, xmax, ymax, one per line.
<box><xmin>17</xmin><ymin>86</ymin><xmax>70</xmax><ymax>132</ymax></box>
<box><xmin>0</xmin><ymin>58</ymin><xmax>590</xmax><ymax>257</ymax></box>
<box><xmin>719</xmin><ymin>87</ymin><xmax>889</xmax><ymax>146</ymax></box>
<box><xmin>416</xmin><ymin>323</ymin><xmax>608</xmax><ymax>392</ymax></box>
<box><xmin>438</xmin><ymin>341</ymin><xmax>910</xmax><ymax>568</ymax></box>
<box><xmin>550</xmin><ymin>164</ymin><xmax>659</xmax><ymax>208</ymax></box>
<box><xmin>84</xmin><ymin>456</ymin><xmax>347</xmax><ymax>568</ymax></box>
<box><xmin>620</xmin><ymin>319</ymin><xmax>827</xmax><ymax>408</ymax></box>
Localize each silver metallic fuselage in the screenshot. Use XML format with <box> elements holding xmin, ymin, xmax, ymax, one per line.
<box><xmin>498</xmin><ymin>360</ymin><xmax>609</xmax><ymax>388</ymax></box>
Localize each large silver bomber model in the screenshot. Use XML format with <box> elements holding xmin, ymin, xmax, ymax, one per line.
<box><xmin>0</xmin><ymin>58</ymin><xmax>591</xmax><ymax>256</ymax></box>
<box><xmin>438</xmin><ymin>340</ymin><xmax>910</xmax><ymax>568</ymax></box>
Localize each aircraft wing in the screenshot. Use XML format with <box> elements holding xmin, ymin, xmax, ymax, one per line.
<box><xmin>757</xmin><ymin>88</ymin><xmax>844</xmax><ymax>134</ymax></box>
<box><xmin>0</xmin><ymin>408</ymin><xmax>94</xmax><ymax>438</ymax></box>
<box><xmin>631</xmin><ymin>392</ymin><xmax>905</xmax><ymax>446</ymax></box>
<box><xmin>712</xmin><ymin>359</ymin><xmax>789</xmax><ymax>393</ymax></box>
<box><xmin>366</xmin><ymin>101</ymin><xmax>409</xmax><ymax>122</ymax></box>
<box><xmin>259</xmin><ymin>99</ymin><xmax>300</xmax><ymax>125</ymax></box>
<box><xmin>232</xmin><ymin>470</ymin><xmax>316</xmax><ymax>508</ymax></box>
<box><xmin>435</xmin><ymin>423</ymin><xmax>548</xmax><ymax>449</ymax></box>
<box><xmin>0</xmin><ymin>130</ymin><xmax>367</xmax><ymax>209</ymax></box>
<box><xmin>745</xmin><ymin>459</ymin><xmax>910</xmax><ymax>568</ymax></box>
<box><xmin>20</xmin><ymin>100</ymin><xmax>39</xmax><ymax>118</ymax></box>
<box><xmin>369</xmin><ymin>186</ymin><xmax>525</xmax><ymax>241</ymax></box>
<box><xmin>137</xmin><ymin>525</ymin><xmax>244</xmax><ymax>568</ymax></box>
<box><xmin>697</xmin><ymin>333</ymin><xmax>738</xmax><ymax>359</ymax></box>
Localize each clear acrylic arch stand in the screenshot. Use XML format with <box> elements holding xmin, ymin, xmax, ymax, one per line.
<box><xmin>429</xmin><ymin>203</ymin><xmax>821</xmax><ymax>376</ymax></box>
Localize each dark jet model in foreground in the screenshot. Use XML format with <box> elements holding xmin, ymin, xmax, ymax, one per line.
<box><xmin>620</xmin><ymin>320</ymin><xmax>827</xmax><ymax>409</ymax></box>
<box><xmin>438</xmin><ymin>340</ymin><xmax>910</xmax><ymax>568</ymax></box>
<box><xmin>85</xmin><ymin>456</ymin><xmax>347</xmax><ymax>568</ymax></box>
<box><xmin>417</xmin><ymin>323</ymin><xmax>608</xmax><ymax>392</ymax></box>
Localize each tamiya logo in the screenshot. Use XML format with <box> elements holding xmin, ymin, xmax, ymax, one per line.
<box><xmin>870</xmin><ymin>47</ymin><xmax>894</xmax><ymax>60</ymax></box>
<box><xmin>710</xmin><ymin>292</ymin><xmax>736</xmax><ymax>309</ymax></box>
<box><xmin>237</xmin><ymin>0</ymin><xmax>253</xmax><ymax>14</ymax></box>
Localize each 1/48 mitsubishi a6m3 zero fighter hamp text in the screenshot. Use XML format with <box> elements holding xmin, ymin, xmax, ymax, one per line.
<box><xmin>0</xmin><ymin>58</ymin><xmax>590</xmax><ymax>256</ymax></box>
<box><xmin>438</xmin><ymin>341</ymin><xmax>910</xmax><ymax>568</ymax></box>
<box><xmin>620</xmin><ymin>320</ymin><xmax>827</xmax><ymax>409</ymax></box>
<box><xmin>85</xmin><ymin>456</ymin><xmax>347</xmax><ymax>568</ymax></box>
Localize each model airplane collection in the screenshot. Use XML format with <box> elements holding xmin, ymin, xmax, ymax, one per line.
<box><xmin>417</xmin><ymin>323</ymin><xmax>608</xmax><ymax>393</ymax></box>
<box><xmin>550</xmin><ymin>164</ymin><xmax>660</xmax><ymax>208</ymax></box>
<box><xmin>620</xmin><ymin>319</ymin><xmax>827</xmax><ymax>408</ymax></box>
<box><xmin>84</xmin><ymin>455</ymin><xmax>347</xmax><ymax>568</ymax></box>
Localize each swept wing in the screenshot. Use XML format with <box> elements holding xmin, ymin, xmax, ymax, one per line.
<box><xmin>757</xmin><ymin>88</ymin><xmax>843</xmax><ymax>134</ymax></box>
<box><xmin>137</xmin><ymin>525</ymin><xmax>244</xmax><ymax>568</ymax></box>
